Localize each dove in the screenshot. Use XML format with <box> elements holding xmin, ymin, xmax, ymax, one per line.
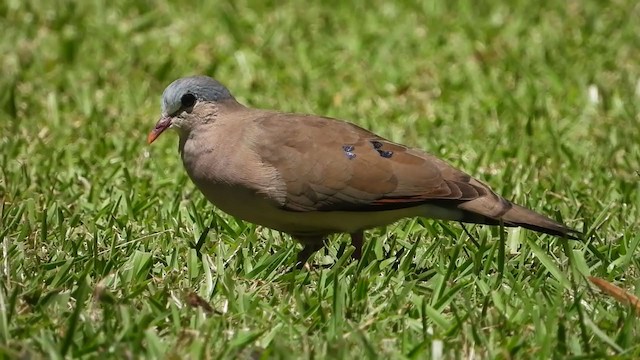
<box><xmin>148</xmin><ymin>75</ymin><xmax>578</xmax><ymax>268</ymax></box>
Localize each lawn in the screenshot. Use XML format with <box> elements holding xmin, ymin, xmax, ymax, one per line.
<box><xmin>2</xmin><ymin>0</ymin><xmax>640</xmax><ymax>358</ymax></box>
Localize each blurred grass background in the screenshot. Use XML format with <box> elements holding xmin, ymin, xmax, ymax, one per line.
<box><xmin>1</xmin><ymin>0</ymin><xmax>640</xmax><ymax>358</ymax></box>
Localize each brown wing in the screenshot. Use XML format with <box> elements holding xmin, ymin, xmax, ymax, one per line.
<box><xmin>254</xmin><ymin>112</ymin><xmax>491</xmax><ymax>211</ymax></box>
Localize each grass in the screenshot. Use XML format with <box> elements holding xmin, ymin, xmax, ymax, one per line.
<box><xmin>1</xmin><ymin>0</ymin><xmax>640</xmax><ymax>358</ymax></box>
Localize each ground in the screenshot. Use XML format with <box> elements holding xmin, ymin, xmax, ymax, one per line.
<box><xmin>1</xmin><ymin>0</ymin><xmax>640</xmax><ymax>358</ymax></box>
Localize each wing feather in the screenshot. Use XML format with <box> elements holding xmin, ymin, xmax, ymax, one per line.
<box><xmin>254</xmin><ymin>113</ymin><xmax>490</xmax><ymax>212</ymax></box>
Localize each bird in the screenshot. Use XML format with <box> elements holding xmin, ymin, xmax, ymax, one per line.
<box><xmin>148</xmin><ymin>75</ymin><xmax>579</xmax><ymax>268</ymax></box>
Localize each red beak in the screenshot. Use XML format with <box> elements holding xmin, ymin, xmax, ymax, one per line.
<box><xmin>147</xmin><ymin>116</ymin><xmax>172</xmax><ymax>144</ymax></box>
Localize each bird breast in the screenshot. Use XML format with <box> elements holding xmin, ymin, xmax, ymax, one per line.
<box><xmin>179</xmin><ymin>123</ymin><xmax>288</xmax><ymax>221</ymax></box>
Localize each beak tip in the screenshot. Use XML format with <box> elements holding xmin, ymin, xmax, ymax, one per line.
<box><xmin>147</xmin><ymin>116</ymin><xmax>172</xmax><ymax>144</ymax></box>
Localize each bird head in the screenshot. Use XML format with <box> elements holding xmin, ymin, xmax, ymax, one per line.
<box><xmin>147</xmin><ymin>76</ymin><xmax>234</xmax><ymax>144</ymax></box>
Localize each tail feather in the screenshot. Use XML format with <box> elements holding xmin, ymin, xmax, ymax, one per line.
<box><xmin>457</xmin><ymin>196</ymin><xmax>579</xmax><ymax>240</ymax></box>
<box><xmin>501</xmin><ymin>203</ymin><xmax>579</xmax><ymax>239</ymax></box>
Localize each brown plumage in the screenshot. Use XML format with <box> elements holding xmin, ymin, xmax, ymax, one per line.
<box><xmin>148</xmin><ymin>76</ymin><xmax>579</xmax><ymax>268</ymax></box>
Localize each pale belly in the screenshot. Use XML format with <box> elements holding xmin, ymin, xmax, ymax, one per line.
<box><xmin>193</xmin><ymin>179</ymin><xmax>463</xmax><ymax>237</ymax></box>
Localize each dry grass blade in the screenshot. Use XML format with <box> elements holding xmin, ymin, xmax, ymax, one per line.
<box><xmin>588</xmin><ymin>276</ymin><xmax>640</xmax><ymax>315</ymax></box>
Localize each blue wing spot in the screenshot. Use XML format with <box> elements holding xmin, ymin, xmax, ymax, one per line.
<box><xmin>377</xmin><ymin>150</ymin><xmax>393</xmax><ymax>158</ymax></box>
<box><xmin>342</xmin><ymin>145</ymin><xmax>355</xmax><ymax>152</ymax></box>
<box><xmin>345</xmin><ymin>151</ymin><xmax>356</xmax><ymax>160</ymax></box>
<box><xmin>370</xmin><ymin>140</ymin><xmax>383</xmax><ymax>149</ymax></box>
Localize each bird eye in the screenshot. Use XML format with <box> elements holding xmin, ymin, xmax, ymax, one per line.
<box><xmin>180</xmin><ymin>93</ymin><xmax>196</xmax><ymax>108</ymax></box>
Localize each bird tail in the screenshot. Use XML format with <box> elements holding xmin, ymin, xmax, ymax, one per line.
<box><xmin>459</xmin><ymin>201</ymin><xmax>579</xmax><ymax>240</ymax></box>
<box><xmin>500</xmin><ymin>203</ymin><xmax>579</xmax><ymax>239</ymax></box>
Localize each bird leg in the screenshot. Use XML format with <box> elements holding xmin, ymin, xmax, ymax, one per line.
<box><xmin>295</xmin><ymin>237</ymin><xmax>325</xmax><ymax>269</ymax></box>
<box><xmin>295</xmin><ymin>232</ymin><xmax>364</xmax><ymax>269</ymax></box>
<box><xmin>350</xmin><ymin>231</ymin><xmax>364</xmax><ymax>260</ymax></box>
